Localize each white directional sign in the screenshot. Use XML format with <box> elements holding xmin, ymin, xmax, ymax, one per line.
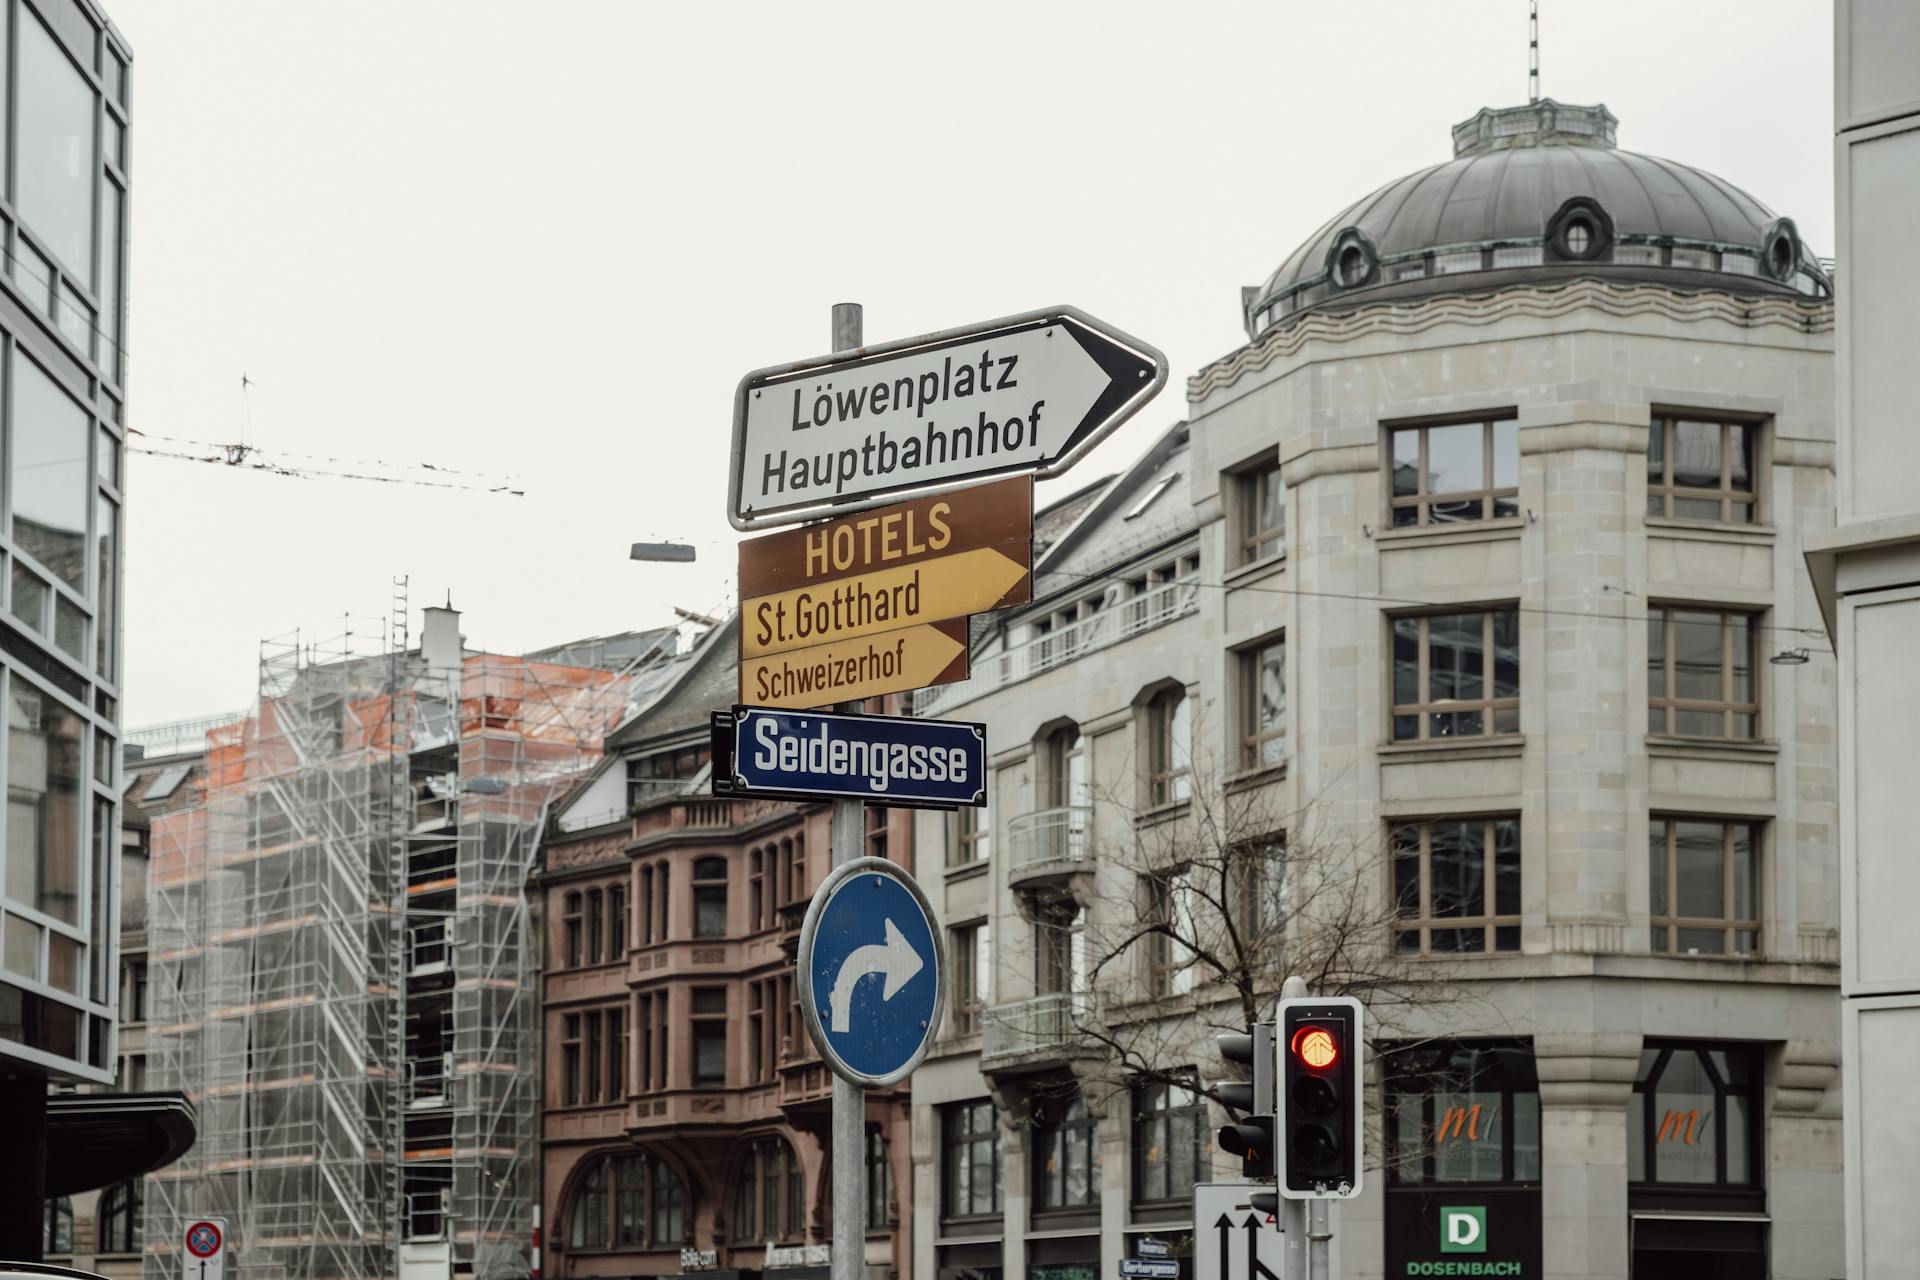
<box><xmin>729</xmin><ymin>305</ymin><xmax>1167</xmax><ymax>530</ymax></box>
<box><xmin>1192</xmin><ymin>1184</ymin><xmax>1283</xmax><ymax>1280</ymax></box>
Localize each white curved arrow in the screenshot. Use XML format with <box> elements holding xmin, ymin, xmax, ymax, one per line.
<box><xmin>828</xmin><ymin>917</ymin><xmax>925</xmax><ymax>1033</ymax></box>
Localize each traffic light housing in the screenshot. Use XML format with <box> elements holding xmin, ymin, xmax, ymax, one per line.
<box><xmin>1214</xmin><ymin>1023</ymin><xmax>1275</xmax><ymax>1180</ymax></box>
<box><xmin>1278</xmin><ymin>996</ymin><xmax>1364</xmax><ymax>1199</ymax></box>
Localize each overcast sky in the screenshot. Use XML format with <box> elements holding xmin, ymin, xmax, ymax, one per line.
<box><xmin>113</xmin><ymin>0</ymin><xmax>1834</xmax><ymax>727</ymax></box>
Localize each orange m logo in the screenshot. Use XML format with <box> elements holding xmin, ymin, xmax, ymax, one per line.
<box><xmin>1437</xmin><ymin>1104</ymin><xmax>1482</xmax><ymax>1142</ymax></box>
<box><xmin>1657</xmin><ymin>1109</ymin><xmax>1701</xmax><ymax>1145</ymax></box>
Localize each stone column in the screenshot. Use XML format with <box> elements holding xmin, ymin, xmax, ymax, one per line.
<box><xmin>1534</xmin><ymin>1031</ymin><xmax>1641</xmax><ymax>1280</ymax></box>
<box><xmin>1098</xmin><ymin>1099</ymin><xmax>1130</xmax><ymax>1275</ymax></box>
<box><xmin>1770</xmin><ymin>1038</ymin><xmax>1842</xmax><ymax>1280</ymax></box>
<box><xmin>999</xmin><ymin>1105</ymin><xmax>1029</xmax><ymax>1278</ymax></box>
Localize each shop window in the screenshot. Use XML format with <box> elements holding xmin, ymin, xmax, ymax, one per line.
<box><xmin>1032</xmin><ymin>1093</ymin><xmax>1099</xmax><ymax>1212</ymax></box>
<box><xmin>570</xmin><ymin>1152</ymin><xmax>685</xmax><ymax>1250</ymax></box>
<box><xmin>1629</xmin><ymin>1042</ymin><xmax>1761</xmax><ymax>1187</ymax></box>
<box><xmin>1133</xmin><ymin>1073</ymin><xmax>1208</xmax><ymax>1204</ymax></box>
<box><xmin>1648</xmin><ymin>416</ymin><xmax>1758</xmax><ymax>523</ymax></box>
<box><xmin>42</xmin><ymin>1196</ymin><xmax>72</xmax><ymax>1256</ymax></box>
<box><xmin>1391</xmin><ymin>608</ymin><xmax>1521</xmax><ymax>741</ymax></box>
<box><xmin>1385</xmin><ymin>1041</ymin><xmax>1541</xmax><ymax>1184</ymax></box>
<box><xmin>98</xmin><ymin>1178</ymin><xmax>142</xmax><ymax>1253</ymax></box>
<box><xmin>942</xmin><ymin>1099</ymin><xmax>1003</xmax><ymax>1220</ymax></box>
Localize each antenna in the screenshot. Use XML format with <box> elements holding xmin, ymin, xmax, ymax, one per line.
<box><xmin>1529</xmin><ymin>0</ymin><xmax>1540</xmax><ymax>103</ymax></box>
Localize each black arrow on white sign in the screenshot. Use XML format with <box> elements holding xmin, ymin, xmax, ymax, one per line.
<box><xmin>729</xmin><ymin>304</ymin><xmax>1167</xmax><ymax>530</ymax></box>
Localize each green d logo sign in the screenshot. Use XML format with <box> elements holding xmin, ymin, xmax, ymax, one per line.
<box><xmin>1441</xmin><ymin>1206</ymin><xmax>1487</xmax><ymax>1254</ymax></box>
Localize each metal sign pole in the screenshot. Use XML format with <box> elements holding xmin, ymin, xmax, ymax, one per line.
<box><xmin>828</xmin><ymin>300</ymin><xmax>867</xmax><ymax>1280</ymax></box>
<box><xmin>1280</xmin><ymin>975</ymin><xmax>1308</xmax><ymax>1280</ymax></box>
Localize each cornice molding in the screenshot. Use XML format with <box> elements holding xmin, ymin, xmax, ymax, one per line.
<box><xmin>1189</xmin><ymin>280</ymin><xmax>1835</xmax><ymax>400</ymax></box>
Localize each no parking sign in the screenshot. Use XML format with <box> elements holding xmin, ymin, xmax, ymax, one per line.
<box><xmin>183</xmin><ymin>1218</ymin><xmax>226</xmax><ymax>1280</ymax></box>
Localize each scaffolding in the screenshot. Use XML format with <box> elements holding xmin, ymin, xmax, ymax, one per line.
<box><xmin>145</xmin><ymin>589</ymin><xmax>632</xmax><ymax>1280</ymax></box>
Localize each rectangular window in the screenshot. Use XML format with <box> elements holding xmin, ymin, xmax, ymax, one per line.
<box><xmin>561</xmin><ymin>1014</ymin><xmax>582</xmax><ymax>1105</ymax></box>
<box><xmin>1032</xmin><ymin>1094</ymin><xmax>1098</xmax><ymax>1211</ymax></box>
<box><xmin>1238</xmin><ymin>458</ymin><xmax>1285</xmax><ymax>563</ymax></box>
<box><xmin>865</xmin><ymin>1130</ymin><xmax>895</xmax><ymax>1230</ymax></box>
<box><xmin>17</xmin><ymin>12</ymin><xmax>94</xmax><ymax>287</ymax></box>
<box><xmin>1147</xmin><ymin>689</ymin><xmax>1192</xmax><ymax>807</ymax></box>
<box><xmin>942</xmin><ymin>1100</ymin><xmax>1003</xmax><ymax>1219</ymax></box>
<box><xmin>609</xmin><ymin>1006</ymin><xmax>626</xmax><ymax>1099</ymax></box>
<box><xmin>121</xmin><ymin>958</ymin><xmax>146</xmax><ymax>1022</ymax></box>
<box><xmin>1391</xmin><ymin>608</ymin><xmax>1520</xmax><ymax>741</ymax></box>
<box><xmin>1647</xmin><ymin>607</ymin><xmax>1759</xmax><ymax>740</ymax></box>
<box><xmin>948</xmin><ymin>798</ymin><xmax>991</xmax><ymax>867</ymax></box>
<box><xmin>866</xmin><ymin>805</ymin><xmax>889</xmax><ymax>859</ymax></box>
<box><xmin>1391</xmin><ymin>817</ymin><xmax>1521</xmax><ymax>955</ymax></box>
<box><xmin>1239</xmin><ymin>636</ymin><xmax>1287</xmax><ymax>770</ymax></box>
<box><xmin>691</xmin><ymin>988</ymin><xmax>727</xmax><ymax>1087</ymax></box>
<box><xmin>950</xmin><ymin>922</ymin><xmax>988</xmax><ymax>1036</ymax></box>
<box><xmin>1629</xmin><ymin>1041</ymin><xmax>1761</xmax><ymax>1187</ymax></box>
<box><xmin>12</xmin><ymin>350</ymin><xmax>91</xmax><ymax>592</ymax></box>
<box><xmin>562</xmin><ymin>893</ymin><xmax>582</xmax><ymax>968</ymax></box>
<box><xmin>7</xmin><ymin>682</ymin><xmax>84</xmax><ymax>924</ymax></box>
<box><xmin>1132</xmin><ymin>1074</ymin><xmax>1208</xmax><ymax>1204</ymax></box>
<box><xmin>1389</xmin><ymin>417</ymin><xmax>1518</xmax><ymax>527</ymax></box>
<box><xmin>1386</xmin><ymin>1041</ymin><xmax>1541</xmax><ymax>1185</ymax></box>
<box><xmin>586</xmin><ymin>890</ymin><xmax>604</xmax><ymax>964</ymax></box>
<box><xmin>1647</xmin><ymin>416</ymin><xmax>1757</xmax><ymax>523</ymax></box>
<box><xmin>585</xmin><ymin>1009</ymin><xmax>603</xmax><ymax>1103</ymax></box>
<box><xmin>1649</xmin><ymin>818</ymin><xmax>1760</xmax><ymax>956</ymax></box>
<box><xmin>608</xmin><ymin>882</ymin><xmax>626</xmax><ymax>958</ymax></box>
<box><xmin>1234</xmin><ymin>836</ymin><xmax>1288</xmax><ymax>952</ymax></box>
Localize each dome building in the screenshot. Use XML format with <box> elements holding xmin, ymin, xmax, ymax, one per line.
<box><xmin>1186</xmin><ymin>99</ymin><xmax>1839</xmax><ymax>1280</ymax></box>
<box><xmin>907</xmin><ymin>98</ymin><xmax>1839</xmax><ymax>1280</ymax></box>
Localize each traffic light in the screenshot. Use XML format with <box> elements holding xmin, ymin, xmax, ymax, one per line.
<box><xmin>1278</xmin><ymin>995</ymin><xmax>1364</xmax><ymax>1199</ymax></box>
<box><xmin>1214</xmin><ymin>1023</ymin><xmax>1275</xmax><ymax>1180</ymax></box>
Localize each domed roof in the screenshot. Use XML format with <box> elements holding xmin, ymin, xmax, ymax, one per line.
<box><xmin>1246</xmin><ymin>100</ymin><xmax>1831</xmax><ymax>337</ymax></box>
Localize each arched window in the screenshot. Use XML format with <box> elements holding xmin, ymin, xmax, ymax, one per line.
<box><xmin>731</xmin><ymin>1135</ymin><xmax>804</xmax><ymax>1242</ymax></box>
<box><xmin>563</xmin><ymin>891</ymin><xmax>583</xmax><ymax>968</ymax></box>
<box><xmin>607</xmin><ymin>881</ymin><xmax>627</xmax><ymax>959</ymax></box>
<box><xmin>99</xmin><ymin>1179</ymin><xmax>143</xmax><ymax>1253</ymax></box>
<box><xmin>639</xmin><ymin>866</ymin><xmax>654</xmax><ymax>946</ymax></box>
<box><xmin>749</xmin><ymin>848</ymin><xmax>765</xmax><ymax>931</ymax></box>
<box><xmin>692</xmin><ymin>856</ymin><xmax>729</xmax><ymax>938</ymax></box>
<box><xmin>586</xmin><ymin>888</ymin><xmax>604</xmax><ymax>963</ymax></box>
<box><xmin>571</xmin><ymin>1152</ymin><xmax>686</xmax><ymax>1250</ymax></box>
<box><xmin>42</xmin><ymin>1196</ymin><xmax>73</xmax><ymax>1256</ymax></box>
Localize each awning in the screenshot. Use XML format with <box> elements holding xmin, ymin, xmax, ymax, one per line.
<box><xmin>44</xmin><ymin>1091</ymin><xmax>198</xmax><ymax>1196</ymax></box>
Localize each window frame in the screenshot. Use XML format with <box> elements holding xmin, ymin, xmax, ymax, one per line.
<box><xmin>1237</xmin><ymin>634</ymin><xmax>1287</xmax><ymax>771</ymax></box>
<box><xmin>1235</xmin><ymin>456</ymin><xmax>1285</xmax><ymax>565</ymax></box>
<box><xmin>1647</xmin><ymin>606</ymin><xmax>1761</xmax><ymax>741</ymax></box>
<box><xmin>563</xmin><ymin>891</ymin><xmax>583</xmax><ymax>968</ymax></box>
<box><xmin>1130</xmin><ymin>1072</ymin><xmax>1209</xmax><ymax>1206</ymax></box>
<box><xmin>691</xmin><ymin>987</ymin><xmax>728</xmax><ymax>1088</ymax></box>
<box><xmin>97</xmin><ymin>1178</ymin><xmax>142</xmax><ymax>1254</ymax></box>
<box><xmin>1031</xmin><ymin>1092</ymin><xmax>1100</xmax><ymax>1213</ymax></box>
<box><xmin>941</xmin><ymin>1099</ymin><xmax>1004</xmax><ymax>1222</ymax></box>
<box><xmin>607</xmin><ymin>882</ymin><xmax>627</xmax><ymax>959</ymax></box>
<box><xmin>691</xmin><ymin>856</ymin><xmax>728</xmax><ymax>939</ymax></box>
<box><xmin>733</xmin><ymin>1135</ymin><xmax>805</xmax><ymax>1243</ymax></box>
<box><xmin>1389</xmin><ymin>815</ymin><xmax>1522</xmax><ymax>956</ymax></box>
<box><xmin>1145</xmin><ymin>686</ymin><xmax>1192</xmax><ymax>809</ymax></box>
<box><xmin>1646</xmin><ymin>414</ymin><xmax>1760</xmax><ymax>525</ymax></box>
<box><xmin>570</xmin><ymin>1152</ymin><xmax>687</xmax><ymax>1251</ymax></box>
<box><xmin>1386</xmin><ymin>415</ymin><xmax>1519</xmax><ymax>527</ymax></box>
<box><xmin>947</xmin><ymin>799</ymin><xmax>991</xmax><ymax>867</ymax></box>
<box><xmin>1390</xmin><ymin>607</ymin><xmax>1521</xmax><ymax>742</ymax></box>
<box><xmin>865</xmin><ymin>1127</ymin><xmax>895</xmax><ymax>1231</ymax></box>
<box><xmin>949</xmin><ymin>920</ymin><xmax>988</xmax><ymax>1037</ymax></box>
<box><xmin>561</xmin><ymin>1013</ymin><xmax>583</xmax><ymax>1105</ymax></box>
<box><xmin>1648</xmin><ymin>817</ymin><xmax>1762</xmax><ymax>957</ymax></box>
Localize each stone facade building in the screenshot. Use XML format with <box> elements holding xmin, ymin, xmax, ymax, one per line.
<box><xmin>911</xmin><ymin>100</ymin><xmax>1841</xmax><ymax>1280</ymax></box>
<box><xmin>536</xmin><ymin>625</ymin><xmax>915</xmax><ymax>1280</ymax></box>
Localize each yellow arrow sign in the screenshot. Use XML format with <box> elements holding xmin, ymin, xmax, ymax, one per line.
<box><xmin>741</xmin><ymin>544</ymin><xmax>1028</xmax><ymax>660</ymax></box>
<box><xmin>739</xmin><ymin>620</ymin><xmax>969</xmax><ymax>710</ymax></box>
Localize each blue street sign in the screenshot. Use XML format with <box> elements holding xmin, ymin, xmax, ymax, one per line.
<box><xmin>713</xmin><ymin>706</ymin><xmax>986</xmax><ymax>809</ymax></box>
<box><xmin>1119</xmin><ymin>1261</ymin><xmax>1179</xmax><ymax>1279</ymax></box>
<box><xmin>797</xmin><ymin>857</ymin><xmax>944</xmax><ymax>1088</ymax></box>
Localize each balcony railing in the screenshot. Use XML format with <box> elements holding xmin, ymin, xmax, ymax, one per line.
<box><xmin>980</xmin><ymin>992</ymin><xmax>1097</xmax><ymax>1065</ymax></box>
<box><xmin>917</xmin><ymin>579</ymin><xmax>1199</xmax><ymax>716</ymax></box>
<box><xmin>1008</xmin><ymin>806</ymin><xmax>1093</xmax><ymax>879</ymax></box>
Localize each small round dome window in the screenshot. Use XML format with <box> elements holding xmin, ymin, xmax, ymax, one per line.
<box><xmin>1768</xmin><ymin>234</ymin><xmax>1793</xmax><ymax>277</ymax></box>
<box><xmin>1337</xmin><ymin>244</ymin><xmax>1368</xmax><ymax>288</ymax></box>
<box><xmin>1564</xmin><ymin>219</ymin><xmax>1593</xmax><ymax>257</ymax></box>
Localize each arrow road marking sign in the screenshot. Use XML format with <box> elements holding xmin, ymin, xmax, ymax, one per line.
<box><xmin>729</xmin><ymin>305</ymin><xmax>1166</xmax><ymax>530</ymax></box>
<box><xmin>797</xmin><ymin>857</ymin><xmax>945</xmax><ymax>1088</ymax></box>
<box><xmin>828</xmin><ymin>917</ymin><xmax>925</xmax><ymax>1031</ymax></box>
<box><xmin>1192</xmin><ymin>1184</ymin><xmax>1282</xmax><ymax>1280</ymax></box>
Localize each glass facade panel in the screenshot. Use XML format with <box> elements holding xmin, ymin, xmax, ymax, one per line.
<box><xmin>17</xmin><ymin>12</ymin><xmax>94</xmax><ymax>287</ymax></box>
<box><xmin>12</xmin><ymin>351</ymin><xmax>90</xmax><ymax>591</ymax></box>
<box><xmin>9</xmin><ymin>682</ymin><xmax>85</xmax><ymax>924</ymax></box>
